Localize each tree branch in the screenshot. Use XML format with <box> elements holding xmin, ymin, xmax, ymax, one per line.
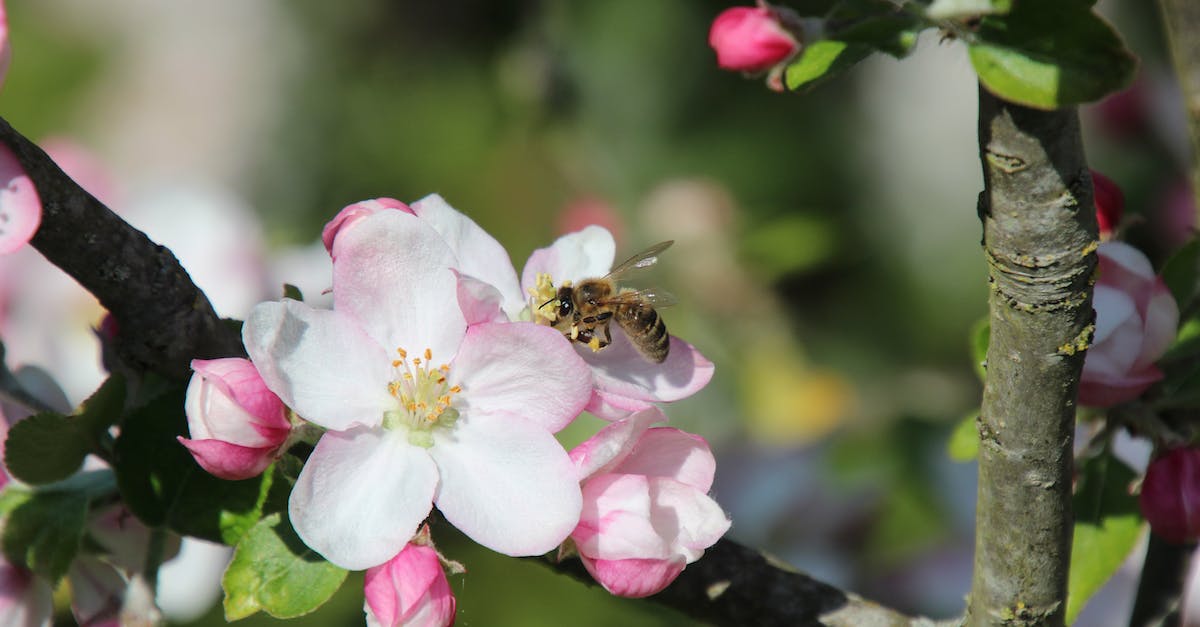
<box><xmin>967</xmin><ymin>87</ymin><xmax>1095</xmax><ymax>627</ymax></box>
<box><xmin>546</xmin><ymin>538</ymin><xmax>949</xmax><ymax>627</ymax></box>
<box><xmin>1157</xmin><ymin>0</ymin><xmax>1200</xmax><ymax>216</ymax></box>
<box><xmin>1128</xmin><ymin>533</ymin><xmax>1192</xmax><ymax>627</ymax></box>
<box><xmin>0</xmin><ymin>116</ymin><xmax>243</xmax><ymax>381</ymax></box>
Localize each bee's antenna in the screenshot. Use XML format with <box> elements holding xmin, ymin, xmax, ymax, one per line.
<box><xmin>539</xmin><ymin>298</ymin><xmax>555</xmax><ymax>310</ymax></box>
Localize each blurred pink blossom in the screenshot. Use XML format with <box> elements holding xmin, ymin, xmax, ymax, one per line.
<box><xmin>0</xmin><ymin>558</ymin><xmax>53</xmax><ymax>627</ymax></box>
<box><xmin>569</xmin><ymin>408</ymin><xmax>729</xmax><ymax>597</ymax></box>
<box><xmin>1139</xmin><ymin>447</ymin><xmax>1200</xmax><ymax>544</ymax></box>
<box><xmin>1091</xmin><ymin>170</ymin><xmax>1123</xmax><ymax>240</ymax></box>
<box><xmin>179</xmin><ymin>357</ymin><xmax>291</xmax><ymax>480</ymax></box>
<box><xmin>1078</xmin><ymin>241</ymin><xmax>1178</xmax><ymax>407</ymax></box>
<box><xmin>708</xmin><ymin>4</ymin><xmax>800</xmax><ymax>73</ymax></box>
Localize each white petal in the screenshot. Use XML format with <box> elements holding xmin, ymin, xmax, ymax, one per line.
<box><xmin>430</xmin><ymin>412</ymin><xmax>581</xmax><ymax>556</ymax></box>
<box><xmin>412</xmin><ymin>194</ymin><xmax>525</xmax><ymax>318</ymax></box>
<box><xmin>581</xmin><ymin>332</ymin><xmax>714</xmax><ymax>403</ymax></box>
<box><xmin>570</xmin><ymin>408</ymin><xmax>665</xmax><ymax>480</ymax></box>
<box><xmin>243</xmin><ymin>300</ymin><xmax>394</xmax><ymax>431</ymax></box>
<box><xmin>520</xmin><ymin>226</ymin><xmax>615</xmax><ymax>294</ymax></box>
<box><xmin>332</xmin><ymin>210</ymin><xmax>465</xmax><ymax>361</ymax></box>
<box><xmin>289</xmin><ymin>427</ymin><xmax>438</xmax><ymax>571</ymax></box>
<box><xmin>1134</xmin><ymin>279</ymin><xmax>1180</xmax><ymax>370</ymax></box>
<box><xmin>451</xmin><ymin>322</ymin><xmax>591</xmax><ymax>433</ymax></box>
<box><xmin>617</xmin><ymin>427</ymin><xmax>716</xmax><ymax>492</ymax></box>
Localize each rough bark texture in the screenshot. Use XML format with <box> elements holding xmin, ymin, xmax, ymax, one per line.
<box><xmin>548</xmin><ymin>538</ymin><xmax>948</xmax><ymax>627</ymax></box>
<box><xmin>967</xmin><ymin>88</ymin><xmax>1095</xmax><ymax>626</ymax></box>
<box><xmin>1158</xmin><ymin>0</ymin><xmax>1200</xmax><ymax>218</ymax></box>
<box><xmin>0</xmin><ymin>116</ymin><xmax>244</xmax><ymax>380</ymax></box>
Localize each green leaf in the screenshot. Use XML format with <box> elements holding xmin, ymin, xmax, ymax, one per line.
<box><xmin>0</xmin><ymin>471</ymin><xmax>116</xmax><ymax>581</ymax></box>
<box><xmin>5</xmin><ymin>376</ymin><xmax>126</xmax><ymax>484</ymax></box>
<box><xmin>1066</xmin><ymin>452</ymin><xmax>1142</xmax><ymax>624</ymax></box>
<box><xmin>970</xmin><ymin>316</ymin><xmax>989</xmax><ymax>382</ymax></box>
<box><xmin>112</xmin><ymin>388</ymin><xmax>279</xmax><ymax>544</ymax></box>
<box><xmin>947</xmin><ymin>413</ymin><xmax>979</xmax><ymax>462</ymax></box>
<box><xmin>785</xmin><ymin>41</ymin><xmax>874</xmax><ymax>92</ymax></box>
<box><xmin>1161</xmin><ymin>238</ymin><xmax>1200</xmax><ymax>312</ymax></box>
<box><xmin>968</xmin><ymin>0</ymin><xmax>1136</xmax><ymax>109</ymax></box>
<box><xmin>223</xmin><ymin>513</ymin><xmax>348</xmax><ymax>620</ymax></box>
<box><xmin>825</xmin><ymin>0</ymin><xmax>924</xmax><ymax>58</ymax></box>
<box><xmin>282</xmin><ymin>283</ymin><xmax>304</xmax><ymax>301</ymax></box>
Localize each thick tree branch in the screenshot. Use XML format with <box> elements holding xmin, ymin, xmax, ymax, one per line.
<box><xmin>1158</xmin><ymin>0</ymin><xmax>1200</xmax><ymax>216</ymax></box>
<box><xmin>546</xmin><ymin>538</ymin><xmax>949</xmax><ymax>627</ymax></box>
<box><xmin>968</xmin><ymin>88</ymin><xmax>1095</xmax><ymax>626</ymax></box>
<box><xmin>0</xmin><ymin>116</ymin><xmax>243</xmax><ymax>380</ymax></box>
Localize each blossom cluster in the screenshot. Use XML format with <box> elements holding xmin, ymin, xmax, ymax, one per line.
<box><xmin>181</xmin><ymin>195</ymin><xmax>729</xmax><ymax>624</ymax></box>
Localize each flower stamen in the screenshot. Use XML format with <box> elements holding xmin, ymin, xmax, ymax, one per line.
<box><xmin>384</xmin><ymin>346</ymin><xmax>463</xmax><ymax>446</ymax></box>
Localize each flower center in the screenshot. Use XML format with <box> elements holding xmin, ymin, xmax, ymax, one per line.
<box><xmin>383</xmin><ymin>347</ymin><xmax>461</xmax><ymax>448</ymax></box>
<box><xmin>530</xmin><ymin>272</ymin><xmax>563</xmax><ymax>326</ymax></box>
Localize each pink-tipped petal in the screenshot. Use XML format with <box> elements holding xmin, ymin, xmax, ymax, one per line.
<box><xmin>570</xmin><ymin>408</ymin><xmax>665</xmax><ymax>480</ymax></box>
<box><xmin>616</xmin><ymin>427</ymin><xmax>716</xmax><ymax>492</ymax></box>
<box><xmin>412</xmin><ymin>194</ymin><xmax>524</xmax><ymax>318</ymax></box>
<box><xmin>185</xmin><ymin>359</ymin><xmax>289</xmax><ymax>447</ymax></box>
<box><xmin>289</xmin><ymin>428</ymin><xmax>438</xmax><ymax>571</ymax></box>
<box><xmin>243</xmin><ymin>300</ymin><xmax>394</xmax><ymax>431</ymax></box>
<box><xmin>1136</xmin><ymin>279</ymin><xmax>1181</xmax><ymax>370</ymax></box>
<box><xmin>430</xmin><ymin>412</ymin><xmax>581</xmax><ymax>557</ymax></box>
<box><xmin>579</xmin><ymin>555</ymin><xmax>685</xmax><ymax>599</ymax></box>
<box><xmin>708</xmin><ymin>6</ymin><xmax>800</xmax><ymax>73</ymax></box>
<box><xmin>178</xmin><ymin>437</ymin><xmax>278</xmax><ymax>481</ymax></box>
<box><xmin>0</xmin><ymin>145</ymin><xmax>41</xmax><ymax>255</ymax></box>
<box><xmin>575</xmin><ymin>474</ymin><xmax>670</xmax><ymax>560</ymax></box>
<box><xmin>451</xmin><ymin>323</ymin><xmax>591</xmax><ymax>434</ymax></box>
<box><xmin>1077</xmin><ymin>366</ymin><xmax>1163</xmax><ymax>407</ymax></box>
<box><xmin>68</xmin><ymin>556</ymin><xmax>125</xmax><ymax>627</ymax></box>
<box><xmin>520</xmin><ymin>226</ymin><xmax>615</xmax><ymax>296</ymax></box>
<box><xmin>364</xmin><ymin>543</ymin><xmax>456</xmax><ymax>627</ymax></box>
<box><xmin>332</xmin><ymin>210</ymin><xmax>465</xmax><ymax>362</ymax></box>
<box><xmin>189</xmin><ymin>358</ymin><xmax>287</xmax><ymax>427</ymax></box>
<box><xmin>584</xmin><ymin>390</ymin><xmax>654</xmax><ymax>421</ymax></box>
<box><xmin>455</xmin><ymin>273</ymin><xmax>507</xmax><ymax>326</ymax></box>
<box><xmin>322</xmin><ymin>198</ymin><xmax>413</xmax><ymax>256</ymax></box>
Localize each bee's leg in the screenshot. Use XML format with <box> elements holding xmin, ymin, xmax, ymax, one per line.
<box><xmin>590</xmin><ymin>324</ymin><xmax>611</xmax><ymax>352</ymax></box>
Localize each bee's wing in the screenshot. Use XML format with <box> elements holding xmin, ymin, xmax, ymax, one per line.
<box><xmin>604</xmin><ymin>241</ymin><xmax>674</xmax><ymax>281</ymax></box>
<box><xmin>601</xmin><ymin>288</ymin><xmax>677</xmax><ymax>308</ymax></box>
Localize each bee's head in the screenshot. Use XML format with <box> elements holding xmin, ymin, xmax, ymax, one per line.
<box><xmin>554</xmin><ymin>286</ymin><xmax>575</xmax><ymax>318</ymax></box>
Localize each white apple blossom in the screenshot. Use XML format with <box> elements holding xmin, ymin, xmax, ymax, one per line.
<box><xmin>245</xmin><ymin>209</ymin><xmax>591</xmax><ymax>570</ymax></box>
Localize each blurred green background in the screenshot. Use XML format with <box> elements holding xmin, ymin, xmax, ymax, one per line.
<box><xmin>1</xmin><ymin>0</ymin><xmax>1185</xmax><ymax>625</ymax></box>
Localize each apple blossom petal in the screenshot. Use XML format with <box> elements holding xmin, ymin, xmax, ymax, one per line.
<box><xmin>364</xmin><ymin>543</ymin><xmax>455</xmax><ymax>627</ymax></box>
<box><xmin>1091</xmin><ymin>285</ymin><xmax>1137</xmax><ymax>346</ymax></box>
<box><xmin>322</xmin><ymin>198</ymin><xmax>414</xmax><ymax>256</ymax></box>
<box><xmin>451</xmin><ymin>322</ymin><xmax>591</xmax><ymax>433</ymax></box>
<box><xmin>520</xmin><ymin>226</ymin><xmax>616</xmax><ymax>295</ymax></box>
<box><xmin>412</xmin><ymin>194</ymin><xmax>525</xmax><ymax>317</ymax></box>
<box><xmin>243</xmin><ymin>299</ymin><xmax>393</xmax><ymax>431</ymax></box>
<box><xmin>190</xmin><ymin>358</ymin><xmax>287</xmax><ymax>428</ymax></box>
<box><xmin>1134</xmin><ymin>279</ymin><xmax>1180</xmax><ymax>370</ymax></box>
<box><xmin>570</xmin><ymin>408</ymin><xmax>665</xmax><ymax>480</ymax></box>
<box><xmin>585</xmin><ymin>390</ymin><xmax>654</xmax><ymax>421</ymax></box>
<box><xmin>68</xmin><ymin>556</ymin><xmax>124</xmax><ymax>627</ymax></box>
<box><xmin>178</xmin><ymin>437</ymin><xmax>278</xmax><ymax>481</ymax></box>
<box><xmin>581</xmin><ymin>332</ymin><xmax>714</xmax><ymax>404</ymax></box>
<box><xmin>455</xmin><ymin>272</ymin><xmax>507</xmax><ymax>326</ymax></box>
<box><xmin>184</xmin><ymin>361</ymin><xmax>287</xmax><ymax>446</ymax></box>
<box><xmin>647</xmin><ymin>478</ymin><xmax>730</xmax><ymax>561</ymax></box>
<box><xmin>332</xmin><ymin>210</ymin><xmax>465</xmax><ymax>361</ymax></box>
<box><xmin>579</xmin><ymin>555</ymin><xmax>685</xmax><ymax>599</ymax></box>
<box><xmin>0</xmin><ymin>145</ymin><xmax>41</xmax><ymax>255</ymax></box>
<box><xmin>1098</xmin><ymin>240</ymin><xmax>1156</xmax><ymax>283</ymax></box>
<box><xmin>290</xmin><ymin>427</ymin><xmax>438</xmax><ymax>571</ymax></box>
<box><xmin>617</xmin><ymin>427</ymin><xmax>716</xmax><ymax>492</ymax></box>
<box><xmin>430</xmin><ymin>412</ymin><xmax>581</xmax><ymax>556</ymax></box>
<box><xmin>1077</xmin><ymin>366</ymin><xmax>1164</xmax><ymax>407</ymax></box>
<box><xmin>574</xmin><ymin>474</ymin><xmax>670</xmax><ymax>560</ymax></box>
<box><xmin>0</xmin><ymin>560</ymin><xmax>53</xmax><ymax>627</ymax></box>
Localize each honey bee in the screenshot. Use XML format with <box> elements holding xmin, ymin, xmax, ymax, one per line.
<box><xmin>539</xmin><ymin>241</ymin><xmax>677</xmax><ymax>363</ymax></box>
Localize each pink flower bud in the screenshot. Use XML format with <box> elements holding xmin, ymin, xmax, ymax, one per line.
<box><xmin>1091</xmin><ymin>170</ymin><xmax>1123</xmax><ymax>239</ymax></box>
<box><xmin>364</xmin><ymin>541</ymin><xmax>456</xmax><ymax>627</ymax></box>
<box><xmin>179</xmin><ymin>358</ymin><xmax>291</xmax><ymax>480</ymax></box>
<box><xmin>0</xmin><ymin>143</ymin><xmax>41</xmax><ymax>255</ymax></box>
<box><xmin>322</xmin><ymin>198</ymin><xmax>413</xmax><ymax>257</ymax></box>
<box><xmin>1139</xmin><ymin>447</ymin><xmax>1200</xmax><ymax>543</ymax></box>
<box><xmin>708</xmin><ymin>5</ymin><xmax>800</xmax><ymax>73</ymax></box>
<box><xmin>569</xmin><ymin>409</ymin><xmax>730</xmax><ymax>597</ymax></box>
<box><xmin>1078</xmin><ymin>242</ymin><xmax>1179</xmax><ymax>407</ymax></box>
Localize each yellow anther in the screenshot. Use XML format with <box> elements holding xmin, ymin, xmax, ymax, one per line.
<box><xmin>397</xmin><ymin>348</ymin><xmax>407</xmax><ymax>359</ymax></box>
<box><xmin>424</xmin><ymin>348</ymin><xmax>433</xmax><ymax>361</ymax></box>
<box><xmin>449</xmin><ymin>385</ymin><xmax>462</xmax><ymax>394</ymax></box>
